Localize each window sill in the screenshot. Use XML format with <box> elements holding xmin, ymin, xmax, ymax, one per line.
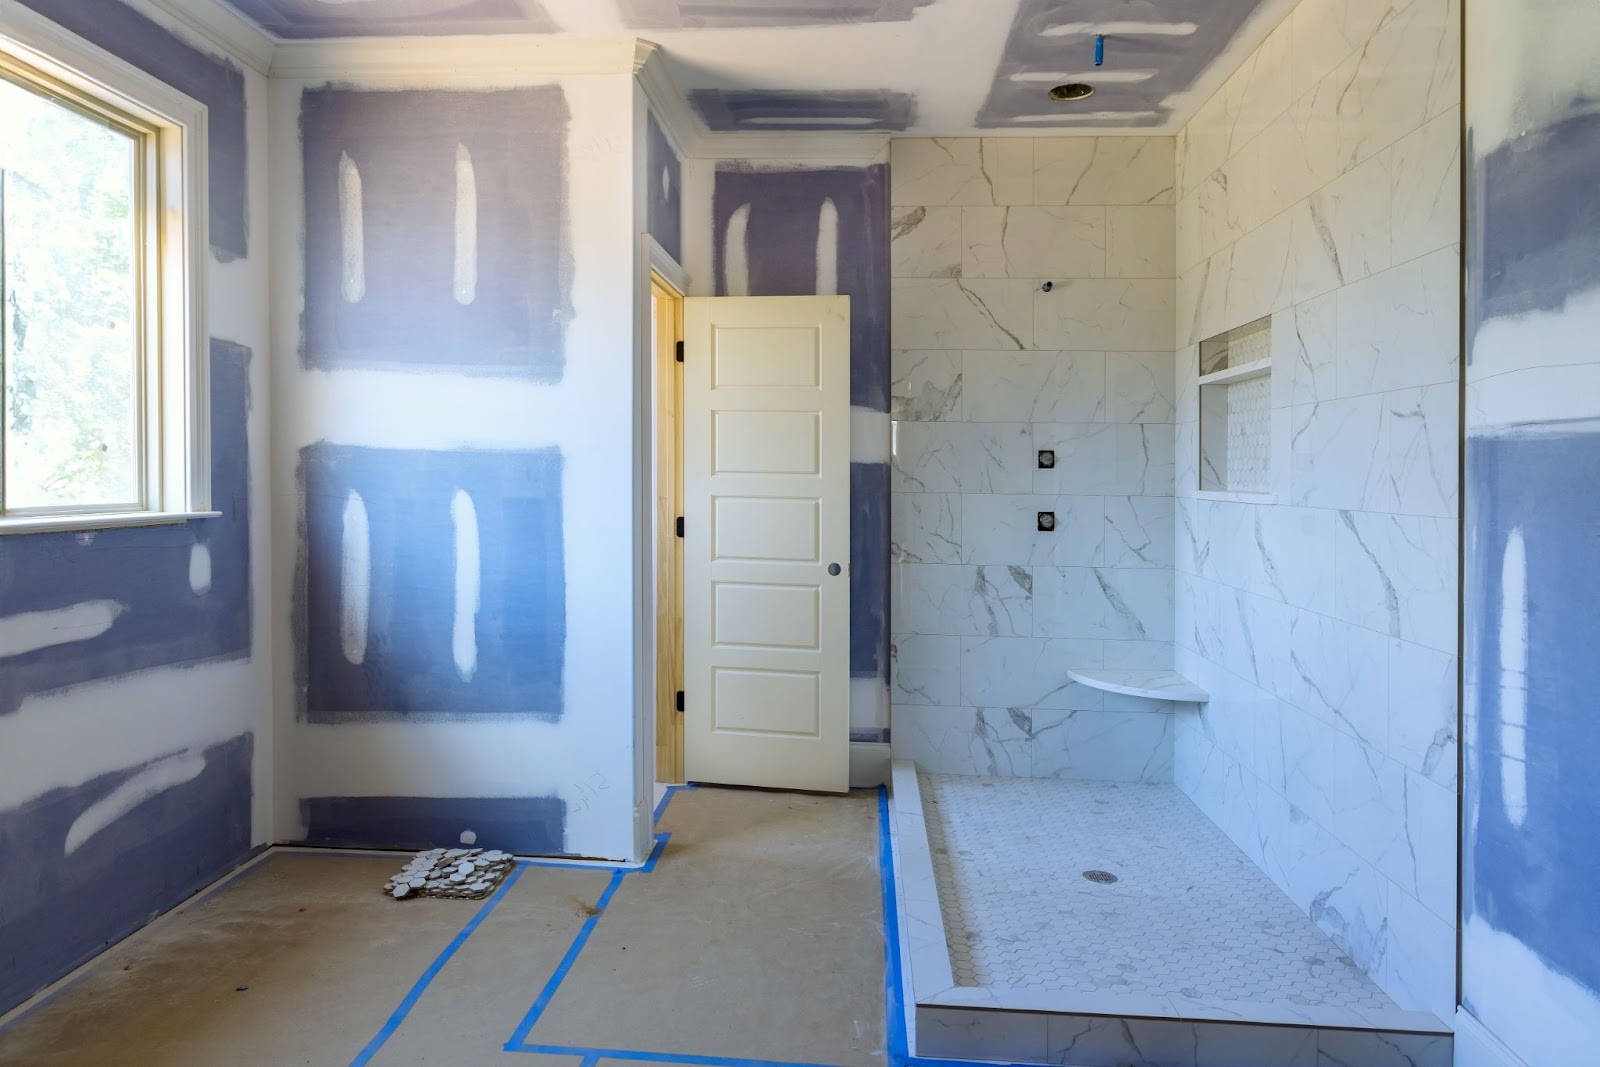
<box><xmin>0</xmin><ymin>510</ymin><xmax>222</xmax><ymax>535</ymax></box>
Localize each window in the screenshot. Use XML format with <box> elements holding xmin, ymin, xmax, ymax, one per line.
<box><xmin>0</xmin><ymin>13</ymin><xmax>209</xmax><ymax>532</ymax></box>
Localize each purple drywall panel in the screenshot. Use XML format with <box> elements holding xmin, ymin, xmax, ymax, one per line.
<box><xmin>0</xmin><ymin>341</ymin><xmax>253</xmax><ymax>714</ymax></box>
<box><xmin>300</xmin><ymin>86</ymin><xmax>571</xmax><ymax>379</ymax></box>
<box><xmin>647</xmin><ymin>111</ymin><xmax>683</xmax><ymax>264</ymax></box>
<box><xmin>691</xmin><ymin>89</ymin><xmax>916</xmax><ymax>132</ymax></box>
<box><xmin>978</xmin><ymin>0</ymin><xmax>1268</xmax><ymax>128</ymax></box>
<box><xmin>711</xmin><ymin>165</ymin><xmax>891</xmax><ymax>683</ymax></box>
<box><xmin>712</xmin><ymin>165</ymin><xmax>889</xmax><ymax>411</ymax></box>
<box><xmin>299</xmin><ymin>794</ymin><xmax>565</xmax><ymax>854</ymax></box>
<box><xmin>1463</xmin><ymin>8</ymin><xmax>1600</xmax><ymax>1037</ymax></box>
<box><xmin>620</xmin><ymin>0</ymin><xmax>935</xmax><ymax>28</ymax></box>
<box><xmin>0</xmin><ymin>733</ymin><xmax>254</xmax><ymax>1015</ymax></box>
<box><xmin>296</xmin><ymin>443</ymin><xmax>565</xmax><ymax>723</ymax></box>
<box><xmin>222</xmin><ymin>0</ymin><xmax>555</xmax><ymax>37</ymax></box>
<box><xmin>20</xmin><ymin>0</ymin><xmax>249</xmax><ymax>260</ymax></box>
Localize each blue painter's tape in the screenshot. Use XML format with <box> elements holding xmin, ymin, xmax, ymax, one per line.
<box><xmin>514</xmin><ymin>1045</ymin><xmax>852</xmax><ymax>1067</ymax></box>
<box><xmin>875</xmin><ymin>787</ymin><xmax>910</xmax><ymax>1062</ymax></box>
<box><xmin>504</xmin><ymin>868</ymin><xmax>629</xmax><ymax>1048</ymax></box>
<box><xmin>348</xmin><ymin>863</ymin><xmax>529</xmax><ymax>1067</ymax></box>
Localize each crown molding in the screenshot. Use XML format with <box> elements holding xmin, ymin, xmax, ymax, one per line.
<box><xmin>147</xmin><ymin>0</ymin><xmax>275</xmax><ymax>74</ymax></box>
<box><xmin>632</xmin><ymin>38</ymin><xmax>703</xmax><ymax>160</ymax></box>
<box><xmin>268</xmin><ymin>33</ymin><xmax>642</xmax><ymax>81</ymax></box>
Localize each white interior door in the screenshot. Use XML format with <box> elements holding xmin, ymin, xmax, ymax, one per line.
<box><xmin>682</xmin><ymin>295</ymin><xmax>851</xmax><ymax>793</ymax></box>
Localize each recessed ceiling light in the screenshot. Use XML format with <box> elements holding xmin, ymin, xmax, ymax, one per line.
<box><xmin>1048</xmin><ymin>82</ymin><xmax>1096</xmax><ymax>101</ymax></box>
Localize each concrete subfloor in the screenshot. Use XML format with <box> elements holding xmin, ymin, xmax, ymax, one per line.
<box><xmin>0</xmin><ymin>787</ymin><xmax>887</xmax><ymax>1067</ymax></box>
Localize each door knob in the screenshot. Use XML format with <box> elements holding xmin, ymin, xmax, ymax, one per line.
<box><xmin>828</xmin><ymin>563</ymin><xmax>842</xmax><ymax>576</ymax></box>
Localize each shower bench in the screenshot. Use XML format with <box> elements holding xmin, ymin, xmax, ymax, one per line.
<box><xmin>1066</xmin><ymin>668</ymin><xmax>1209</xmax><ymax>703</ymax></box>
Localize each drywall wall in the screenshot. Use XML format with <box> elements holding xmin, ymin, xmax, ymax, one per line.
<box><xmin>886</xmin><ymin>136</ymin><xmax>1179</xmax><ymax>780</ymax></box>
<box><xmin>645</xmin><ymin>109</ymin><xmax>683</xmax><ymax>264</ymax></box>
<box><xmin>1461</xmin><ymin>1</ymin><xmax>1600</xmax><ymax>1062</ymax></box>
<box><xmin>684</xmin><ymin>157</ymin><xmax>893</xmax><ymax>744</ymax></box>
<box><xmin>270</xmin><ymin>63</ymin><xmax>643</xmax><ymax>862</ymax></box>
<box><xmin>0</xmin><ymin>0</ymin><xmax>272</xmax><ymax>1016</ymax></box>
<box><xmin>1171</xmin><ymin>0</ymin><xmax>1460</xmax><ymax>1020</ymax></box>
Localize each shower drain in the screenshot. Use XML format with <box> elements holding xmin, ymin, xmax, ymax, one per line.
<box><xmin>1082</xmin><ymin>869</ymin><xmax>1119</xmax><ymax>884</ymax></box>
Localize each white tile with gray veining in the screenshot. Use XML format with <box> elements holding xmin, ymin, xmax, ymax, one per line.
<box><xmin>893</xmin><ymin>563</ymin><xmax>1033</xmax><ymax>638</ymax></box>
<box><xmin>961</xmin><ymin>351</ymin><xmax>1106</xmax><ymax>423</ymax></box>
<box><xmin>892</xmin><ymin>422</ymin><xmax>1032</xmax><ymax>494</ymax></box>
<box><xmin>890</xmin><ymin>205</ymin><xmax>962</xmax><ymax>279</ymax></box>
<box><xmin>892</xmin><ymin>492</ymin><xmax>961</xmax><ymax>564</ymax></box>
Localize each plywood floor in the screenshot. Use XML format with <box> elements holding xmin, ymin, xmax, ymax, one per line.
<box><xmin>0</xmin><ymin>788</ymin><xmax>888</xmax><ymax>1067</ymax></box>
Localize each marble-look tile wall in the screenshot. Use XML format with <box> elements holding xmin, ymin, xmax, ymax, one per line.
<box><xmin>1171</xmin><ymin>0</ymin><xmax>1460</xmax><ymax>1021</ymax></box>
<box><xmin>887</xmin><ymin>137</ymin><xmax>1179</xmax><ymax>783</ymax></box>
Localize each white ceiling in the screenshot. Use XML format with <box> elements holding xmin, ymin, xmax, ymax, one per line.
<box><xmin>213</xmin><ymin>0</ymin><xmax>1300</xmax><ymax>135</ymax></box>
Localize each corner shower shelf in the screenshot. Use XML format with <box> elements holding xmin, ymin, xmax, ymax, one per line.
<box><xmin>1067</xmin><ymin>668</ymin><xmax>1209</xmax><ymax>703</ymax></box>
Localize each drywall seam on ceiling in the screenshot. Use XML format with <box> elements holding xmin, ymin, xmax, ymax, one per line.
<box><xmin>266</xmin><ymin>34</ymin><xmax>643</xmax><ymax>79</ymax></box>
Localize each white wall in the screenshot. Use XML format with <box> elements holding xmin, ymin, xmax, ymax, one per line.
<box><xmin>1171</xmin><ymin>0</ymin><xmax>1460</xmax><ymax>1020</ymax></box>
<box><xmin>268</xmin><ymin>60</ymin><xmax>645</xmax><ymax>862</ymax></box>
<box><xmin>886</xmin><ymin>136</ymin><xmax>1180</xmax><ymax>781</ymax></box>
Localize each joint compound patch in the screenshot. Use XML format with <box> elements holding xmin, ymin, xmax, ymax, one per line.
<box><xmin>384</xmin><ymin>847</ymin><xmax>515</xmax><ymax>900</ymax></box>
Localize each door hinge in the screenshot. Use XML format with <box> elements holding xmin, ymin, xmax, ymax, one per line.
<box><xmin>675</xmin><ymin>690</ymin><xmax>684</xmax><ymax>713</ymax></box>
<box><xmin>675</xmin><ymin>340</ymin><xmax>684</xmax><ymax>363</ymax></box>
<box><xmin>675</xmin><ymin>516</ymin><xmax>684</xmax><ymax>538</ymax></box>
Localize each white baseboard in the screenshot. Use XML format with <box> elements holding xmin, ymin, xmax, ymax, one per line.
<box><xmin>1454</xmin><ymin>1008</ymin><xmax>1531</xmax><ymax>1067</ymax></box>
<box><xmin>849</xmin><ymin>742</ymin><xmax>891</xmax><ymax>788</ymax></box>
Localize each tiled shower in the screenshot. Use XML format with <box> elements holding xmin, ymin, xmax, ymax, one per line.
<box><xmin>885</xmin><ymin>0</ymin><xmax>1462</xmax><ymax>1059</ymax></box>
<box><xmin>888</xmin><ymin>136</ymin><xmax>1180</xmax><ymax>782</ymax></box>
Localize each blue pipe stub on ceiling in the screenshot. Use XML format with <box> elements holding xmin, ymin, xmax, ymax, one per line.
<box><xmin>222</xmin><ymin>0</ymin><xmax>555</xmax><ymax>38</ymax></box>
<box><xmin>692</xmin><ymin>89</ymin><xmax>916</xmax><ymax>132</ymax></box>
<box><xmin>977</xmin><ymin>0</ymin><xmax>1268</xmax><ymax>128</ymax></box>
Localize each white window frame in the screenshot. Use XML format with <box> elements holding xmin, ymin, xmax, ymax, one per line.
<box><xmin>0</xmin><ymin>2</ymin><xmax>212</xmax><ymax>534</ymax></box>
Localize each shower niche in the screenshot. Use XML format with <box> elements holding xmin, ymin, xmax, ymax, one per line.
<box><xmin>1197</xmin><ymin>316</ymin><xmax>1272</xmax><ymax>495</ymax></box>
